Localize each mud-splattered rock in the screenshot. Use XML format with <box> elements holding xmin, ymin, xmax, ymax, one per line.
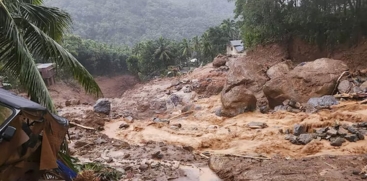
<box><xmin>338</xmin><ymin>80</ymin><xmax>352</xmax><ymax>94</ymax></box>
<box><xmin>247</xmin><ymin>122</ymin><xmax>268</xmax><ymax>129</ymax></box>
<box><xmin>337</xmin><ymin>127</ymin><xmax>348</xmax><ymax>137</ymax></box>
<box><xmin>93</xmin><ymin>99</ymin><xmax>111</xmax><ymax>115</ymax></box>
<box><xmin>345</xmin><ymin>134</ymin><xmax>359</xmax><ymax>142</ymax></box>
<box><xmin>266</xmin><ymin>60</ymin><xmax>293</xmax><ymax>79</ymax></box>
<box><xmin>212</xmin><ymin>54</ymin><xmax>229</xmax><ymax>67</ymax></box>
<box><xmin>264</xmin><ymin>58</ymin><xmax>348</xmax><ymax>108</ymax></box>
<box><xmin>220</xmin><ymin>85</ymin><xmax>257</xmax><ymax>117</ymax></box>
<box><xmin>327</xmin><ymin>127</ymin><xmax>338</xmax><ymax>136</ymax></box>
<box><xmin>307</xmin><ymin>95</ymin><xmax>339</xmax><ymax>108</ymax></box>
<box><xmin>119</xmin><ymin>123</ymin><xmax>130</xmax><ymax>129</ymax></box>
<box><xmin>330</xmin><ymin>137</ymin><xmax>345</xmax><ymax>146</ymax></box>
<box><xmin>298</xmin><ymin>134</ymin><xmax>314</xmax><ymax>145</ymax></box>
<box><xmin>293</xmin><ymin>124</ymin><xmax>307</xmax><ymax>136</ymax></box>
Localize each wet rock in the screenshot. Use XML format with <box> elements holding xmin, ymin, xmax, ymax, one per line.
<box><xmin>170</xmin><ymin>124</ymin><xmax>182</xmax><ymax>130</ymax></box>
<box><xmin>212</xmin><ymin>54</ymin><xmax>229</xmax><ymax>67</ymax></box>
<box><xmin>360</xmin><ymin>81</ymin><xmax>367</xmax><ymax>91</ymax></box>
<box><xmin>221</xmin><ymin>57</ymin><xmax>270</xmax><ymax>116</ymax></box>
<box><xmin>345</xmin><ymin>134</ymin><xmax>359</xmax><ymax>142</ymax></box>
<box><xmin>338</xmin><ymin>80</ymin><xmax>352</xmax><ymax>93</ymax></box>
<box><xmin>293</xmin><ymin>124</ymin><xmax>307</xmax><ymax>136</ymax></box>
<box><xmin>264</xmin><ymin>58</ymin><xmax>348</xmax><ymax>108</ymax></box>
<box><xmin>266</xmin><ymin>60</ymin><xmax>292</xmax><ymax>79</ymax></box>
<box><xmin>347</xmin><ymin>126</ymin><xmax>359</xmax><ymax>134</ymax></box>
<box><xmin>330</xmin><ymin>137</ymin><xmax>345</xmax><ymax>146</ymax></box>
<box><xmin>337</xmin><ymin>127</ymin><xmax>348</xmax><ymax>137</ymax></box>
<box><xmin>119</xmin><ymin>123</ymin><xmax>130</xmax><ymax>129</ymax></box>
<box><xmin>259</xmin><ymin>105</ymin><xmax>270</xmax><ymax>114</ymax></box>
<box><xmin>357</xmin><ymin>132</ymin><xmax>365</xmax><ymax>140</ymax></box>
<box><xmin>298</xmin><ymin>134</ymin><xmax>314</xmax><ymax>145</ymax></box>
<box><xmin>125</xmin><ymin>116</ymin><xmax>134</xmax><ymax>123</ymax></box>
<box><xmin>170</xmin><ymin>94</ymin><xmax>181</xmax><ymax>106</ymax></box>
<box><xmin>183</xmin><ymin>146</ymin><xmax>194</xmax><ymax>152</ymax></box>
<box><xmin>247</xmin><ymin>122</ymin><xmax>268</xmax><ymax>129</ymax></box>
<box><xmin>183</xmin><ymin>85</ymin><xmax>192</xmax><ymax>93</ymax></box>
<box><xmin>327</xmin><ymin>127</ymin><xmax>338</xmax><ymax>136</ymax></box>
<box><xmin>139</xmin><ymin>164</ymin><xmax>149</xmax><ymax>172</ymax></box>
<box><xmin>93</xmin><ymin>99</ymin><xmax>111</xmax><ymax>115</ymax></box>
<box><xmin>220</xmin><ymin>85</ymin><xmax>257</xmax><ymax>117</ymax></box>
<box><xmin>152</xmin><ymin>151</ymin><xmax>163</xmax><ymax>159</ymax></box>
<box><xmin>181</xmin><ymin>104</ymin><xmax>192</xmax><ymax>113</ymax></box>
<box><xmin>285</xmin><ymin>135</ymin><xmax>298</xmax><ymax>144</ymax></box>
<box><xmin>315</xmin><ymin>127</ymin><xmax>328</xmax><ymax>134</ymax></box>
<box><xmin>207</xmin><ymin>125</ymin><xmax>219</xmax><ymax>130</ymax></box>
<box><xmin>153</xmin><ymin>117</ymin><xmax>170</xmax><ymax>124</ymax></box>
<box><xmin>307</xmin><ymin>95</ymin><xmax>339</xmax><ymax>108</ymax></box>
<box><xmin>215</xmin><ymin>107</ymin><xmax>222</xmax><ymax>117</ymax></box>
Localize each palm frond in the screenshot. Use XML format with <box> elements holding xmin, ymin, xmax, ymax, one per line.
<box><xmin>19</xmin><ymin>2</ymin><xmax>71</xmax><ymax>42</ymax></box>
<box><xmin>16</xmin><ymin>18</ymin><xmax>103</xmax><ymax>98</ymax></box>
<box><xmin>0</xmin><ymin>1</ymin><xmax>55</xmax><ymax>111</ymax></box>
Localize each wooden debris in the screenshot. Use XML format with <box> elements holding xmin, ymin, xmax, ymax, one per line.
<box><xmin>334</xmin><ymin>93</ymin><xmax>367</xmax><ymax>99</ymax></box>
<box><xmin>70</xmin><ymin>122</ymin><xmax>95</xmax><ymax>130</ymax></box>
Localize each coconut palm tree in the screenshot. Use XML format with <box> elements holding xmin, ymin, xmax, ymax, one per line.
<box><xmin>0</xmin><ymin>0</ymin><xmax>102</xmax><ymax>112</ymax></box>
<box><xmin>154</xmin><ymin>37</ymin><xmax>173</xmax><ymax>68</ymax></box>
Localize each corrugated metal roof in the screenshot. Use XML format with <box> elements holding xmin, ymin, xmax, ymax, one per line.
<box><xmin>230</xmin><ymin>40</ymin><xmax>243</xmax><ymax>46</ymax></box>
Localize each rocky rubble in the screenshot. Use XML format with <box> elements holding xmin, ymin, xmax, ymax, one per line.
<box><xmin>285</xmin><ymin>123</ymin><xmax>367</xmax><ymax>146</ymax></box>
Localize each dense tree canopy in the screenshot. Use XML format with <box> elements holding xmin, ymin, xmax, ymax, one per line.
<box><xmin>233</xmin><ymin>0</ymin><xmax>367</xmax><ymax>48</ymax></box>
<box><xmin>44</xmin><ymin>0</ymin><xmax>235</xmax><ymax>45</ymax></box>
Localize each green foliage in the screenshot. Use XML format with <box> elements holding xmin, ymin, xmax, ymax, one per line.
<box><xmin>125</xmin><ymin>19</ymin><xmax>240</xmax><ymax>80</ymax></box>
<box><xmin>44</xmin><ymin>0</ymin><xmax>235</xmax><ymax>45</ymax></box>
<box><xmin>234</xmin><ymin>0</ymin><xmax>367</xmax><ymax>48</ymax></box>
<box><xmin>62</xmin><ymin>35</ymin><xmax>130</xmax><ymax>76</ymax></box>
<box><xmin>0</xmin><ymin>0</ymin><xmax>102</xmax><ymax>112</ymax></box>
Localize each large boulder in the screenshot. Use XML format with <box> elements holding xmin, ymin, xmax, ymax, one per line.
<box><xmin>220</xmin><ymin>84</ymin><xmax>257</xmax><ymax>117</ymax></box>
<box><xmin>264</xmin><ymin>58</ymin><xmax>348</xmax><ymax>108</ymax></box>
<box><xmin>266</xmin><ymin>60</ymin><xmax>293</xmax><ymax>79</ymax></box>
<box><xmin>212</xmin><ymin>54</ymin><xmax>229</xmax><ymax>67</ymax></box>
<box><xmin>93</xmin><ymin>99</ymin><xmax>111</xmax><ymax>115</ymax></box>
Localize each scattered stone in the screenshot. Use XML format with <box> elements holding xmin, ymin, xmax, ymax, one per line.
<box><xmin>298</xmin><ymin>134</ymin><xmax>314</xmax><ymax>145</ymax></box>
<box><xmin>337</xmin><ymin>127</ymin><xmax>348</xmax><ymax>137</ymax></box>
<box><xmin>285</xmin><ymin>135</ymin><xmax>298</xmax><ymax>144</ymax></box>
<box><xmin>259</xmin><ymin>105</ymin><xmax>270</xmax><ymax>114</ymax></box>
<box><xmin>247</xmin><ymin>122</ymin><xmax>268</xmax><ymax>129</ymax></box>
<box><xmin>125</xmin><ymin>116</ymin><xmax>134</xmax><ymax>123</ymax></box>
<box><xmin>307</xmin><ymin>95</ymin><xmax>339</xmax><ymax>108</ymax></box>
<box><xmin>105</xmin><ymin>157</ymin><xmax>113</xmax><ymax>163</ymax></box>
<box><xmin>183</xmin><ymin>86</ymin><xmax>192</xmax><ymax>93</ymax></box>
<box><xmin>153</xmin><ymin>117</ymin><xmax>170</xmax><ymax>124</ymax></box>
<box><xmin>123</xmin><ymin>154</ymin><xmax>131</xmax><ymax>159</ymax></box>
<box><xmin>352</xmin><ymin>170</ymin><xmax>360</xmax><ymax>175</ymax></box>
<box><xmin>119</xmin><ymin>123</ymin><xmax>130</xmax><ymax>129</ymax></box>
<box><xmin>181</xmin><ymin>104</ymin><xmax>192</xmax><ymax>113</ymax></box>
<box><xmin>152</xmin><ymin>151</ymin><xmax>163</xmax><ymax>159</ymax></box>
<box><xmin>315</xmin><ymin>127</ymin><xmax>328</xmax><ymax>134</ymax></box>
<box><xmin>94</xmin><ymin>137</ymin><xmax>107</xmax><ymax>144</ymax></box>
<box><xmin>181</xmin><ymin>79</ymin><xmax>190</xmax><ymax>84</ymax></box>
<box><xmin>293</xmin><ymin>124</ymin><xmax>307</xmax><ymax>136</ymax></box>
<box><xmin>170</xmin><ymin>124</ymin><xmax>182</xmax><ymax>130</ymax></box>
<box><xmin>345</xmin><ymin>134</ymin><xmax>359</xmax><ymax>142</ymax></box>
<box><xmin>215</xmin><ymin>107</ymin><xmax>222</xmax><ymax>117</ymax></box>
<box><xmin>338</xmin><ymin>80</ymin><xmax>352</xmax><ymax>94</ymax></box>
<box><xmin>326</xmin><ymin>127</ymin><xmax>338</xmax><ymax>136</ymax></box>
<box><xmin>357</xmin><ymin>122</ymin><xmax>367</xmax><ymax>127</ymax></box>
<box><xmin>93</xmin><ymin>99</ymin><xmax>111</xmax><ymax>115</ymax></box>
<box><xmin>330</xmin><ymin>137</ymin><xmax>345</xmax><ymax>146</ymax></box>
<box><xmin>207</xmin><ymin>125</ymin><xmax>219</xmax><ymax>130</ymax></box>
<box><xmin>139</xmin><ymin>164</ymin><xmax>149</xmax><ymax>172</ymax></box>
<box><xmin>176</xmin><ymin>85</ymin><xmax>183</xmax><ymax>91</ymax></box>
<box><xmin>347</xmin><ymin>126</ymin><xmax>359</xmax><ymax>134</ymax></box>
<box><xmin>357</xmin><ymin>132</ymin><xmax>365</xmax><ymax>140</ymax></box>
<box><xmin>220</xmin><ymin>85</ymin><xmax>257</xmax><ymax>117</ymax></box>
<box><xmin>170</xmin><ymin>94</ymin><xmax>181</xmax><ymax>106</ymax></box>
<box><xmin>183</xmin><ymin>146</ymin><xmax>194</xmax><ymax>152</ymax></box>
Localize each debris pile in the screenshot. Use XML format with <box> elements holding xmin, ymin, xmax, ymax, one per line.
<box><xmin>286</xmin><ymin>123</ymin><xmax>367</xmax><ymax>146</ymax></box>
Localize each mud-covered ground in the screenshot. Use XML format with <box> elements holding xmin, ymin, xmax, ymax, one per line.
<box><xmin>54</xmin><ymin>63</ymin><xmax>367</xmax><ymax>180</ymax></box>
